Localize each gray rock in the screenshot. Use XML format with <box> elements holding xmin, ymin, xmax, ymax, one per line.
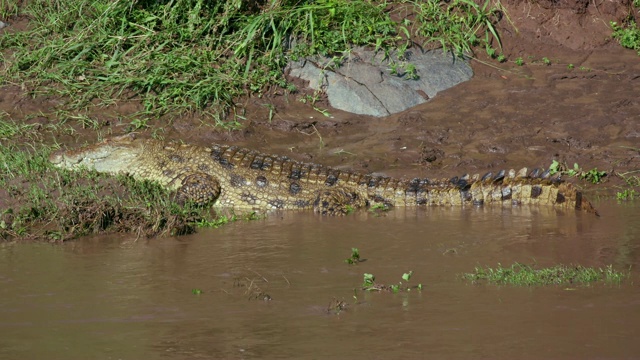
<box><xmin>287</xmin><ymin>47</ymin><xmax>473</xmax><ymax>117</ymax></box>
<box><xmin>0</xmin><ymin>21</ymin><xmax>8</xmax><ymax>30</ymax></box>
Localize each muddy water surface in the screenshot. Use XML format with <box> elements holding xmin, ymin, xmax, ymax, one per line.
<box><xmin>1</xmin><ymin>201</ymin><xmax>639</xmax><ymax>359</ymax></box>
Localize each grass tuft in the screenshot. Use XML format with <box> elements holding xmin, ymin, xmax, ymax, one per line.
<box><xmin>406</xmin><ymin>0</ymin><xmax>502</xmax><ymax>57</ymax></box>
<box><xmin>463</xmin><ymin>263</ymin><xmax>628</xmax><ymax>286</ymax></box>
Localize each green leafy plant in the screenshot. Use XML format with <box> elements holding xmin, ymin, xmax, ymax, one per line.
<box><xmin>548</xmin><ymin>160</ymin><xmax>560</xmax><ymax>175</ymax></box>
<box><xmin>581</xmin><ymin>168</ymin><xmax>606</xmax><ymax>184</ymax></box>
<box><xmin>388</xmin><ymin>61</ymin><xmax>399</xmax><ymax>75</ymax></box>
<box><xmin>548</xmin><ymin>160</ymin><xmax>606</xmax><ymax>184</ymax></box>
<box><xmin>345</xmin><ymin>247</ymin><xmax>361</xmax><ymax>264</ymax></box>
<box><xmin>390</xmin><ymin>271</ymin><xmax>421</xmax><ymax>293</ymax></box>
<box><xmin>611</xmin><ymin>20</ymin><xmax>640</xmax><ymax>55</ymax></box>
<box><xmin>515</xmin><ymin>57</ymin><xmax>524</xmax><ymax>66</ymax></box>
<box><xmin>362</xmin><ymin>271</ymin><xmax>422</xmax><ymax>292</ymax></box>
<box><xmin>404</xmin><ymin>63</ymin><xmax>419</xmax><ymax>80</ymax></box>
<box><xmin>485</xmin><ymin>44</ymin><xmax>496</xmax><ymax>58</ymax></box>
<box><xmin>542</xmin><ymin>57</ymin><xmax>551</xmax><ymax>65</ymax></box>
<box><xmin>567</xmin><ymin>162</ymin><xmax>581</xmax><ymax>177</ymax></box>
<box><xmin>128</xmin><ymin>118</ymin><xmax>149</xmax><ymax>131</ymax></box>
<box><xmin>362</xmin><ymin>273</ymin><xmax>376</xmax><ymax>288</ymax></box>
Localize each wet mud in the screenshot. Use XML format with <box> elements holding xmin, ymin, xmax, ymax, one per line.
<box><xmin>236</xmin><ymin>44</ymin><xmax>640</xmax><ymax>185</ymax></box>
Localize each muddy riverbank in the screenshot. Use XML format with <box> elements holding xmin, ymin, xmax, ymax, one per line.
<box><xmin>0</xmin><ymin>1</ymin><xmax>639</xmax><ymax>244</ymax></box>
<box><xmin>2</xmin><ymin>1</ymin><xmax>637</xmax><ymax>185</ymax></box>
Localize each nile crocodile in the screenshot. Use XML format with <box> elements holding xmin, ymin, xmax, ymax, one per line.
<box><xmin>49</xmin><ymin>134</ymin><xmax>599</xmax><ymax>216</ymax></box>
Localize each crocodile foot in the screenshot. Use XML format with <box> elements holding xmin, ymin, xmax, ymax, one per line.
<box><xmin>175</xmin><ymin>173</ymin><xmax>221</xmax><ymax>206</ymax></box>
<box><xmin>313</xmin><ymin>189</ymin><xmax>367</xmax><ymax>215</ymax></box>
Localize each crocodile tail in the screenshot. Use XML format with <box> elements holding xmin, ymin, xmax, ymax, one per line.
<box><xmin>554</xmin><ymin>181</ymin><xmax>599</xmax><ymax>216</ymax></box>
<box><xmin>575</xmin><ymin>191</ymin><xmax>600</xmax><ymax>216</ymax></box>
<box><xmin>446</xmin><ymin>168</ymin><xmax>600</xmax><ymax>216</ymax></box>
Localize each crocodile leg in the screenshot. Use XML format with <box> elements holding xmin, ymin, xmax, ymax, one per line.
<box><xmin>313</xmin><ymin>189</ymin><xmax>367</xmax><ymax>215</ymax></box>
<box><xmin>175</xmin><ymin>172</ymin><xmax>222</xmax><ymax>206</ymax></box>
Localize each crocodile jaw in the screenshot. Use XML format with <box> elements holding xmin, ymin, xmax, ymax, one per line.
<box><xmin>49</xmin><ymin>135</ymin><xmax>143</xmax><ymax>175</ymax></box>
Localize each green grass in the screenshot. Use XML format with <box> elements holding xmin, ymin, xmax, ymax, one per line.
<box><xmin>402</xmin><ymin>0</ymin><xmax>502</xmax><ymax>57</ymax></box>
<box><xmin>611</xmin><ymin>20</ymin><xmax>640</xmax><ymax>55</ymax></box>
<box><xmin>0</xmin><ymin>0</ymin><xmax>19</xmax><ymax>19</ymax></box>
<box><xmin>616</xmin><ymin>188</ymin><xmax>637</xmax><ymax>201</ymax></box>
<box><xmin>1</xmin><ymin>0</ymin><xmax>503</xmax><ymax>125</ymax></box>
<box><xmin>616</xmin><ymin>171</ymin><xmax>640</xmax><ymax>201</ymax></box>
<box><xmin>463</xmin><ymin>263</ymin><xmax>628</xmax><ymax>286</ymax></box>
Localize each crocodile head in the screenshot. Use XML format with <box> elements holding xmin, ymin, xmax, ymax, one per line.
<box><xmin>49</xmin><ymin>134</ymin><xmax>144</xmax><ymax>175</ymax></box>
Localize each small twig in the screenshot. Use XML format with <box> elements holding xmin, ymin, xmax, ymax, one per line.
<box><xmin>297</xmin><ymin>124</ymin><xmax>325</xmax><ymax>149</ymax></box>
<box><xmin>333</xmin><ymin>149</ymin><xmax>356</xmax><ymax>156</ymax></box>
<box><xmin>249</xmin><ymin>270</ymin><xmax>269</xmax><ymax>283</ymax></box>
<box><xmin>470</xmin><ymin>57</ymin><xmax>514</xmax><ymax>73</ymax></box>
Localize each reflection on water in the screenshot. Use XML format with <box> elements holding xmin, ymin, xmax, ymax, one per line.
<box><xmin>1</xmin><ymin>201</ymin><xmax>639</xmax><ymax>359</ymax></box>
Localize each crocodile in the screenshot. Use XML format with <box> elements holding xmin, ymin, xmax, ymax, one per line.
<box><xmin>49</xmin><ymin>134</ymin><xmax>599</xmax><ymax>216</ymax></box>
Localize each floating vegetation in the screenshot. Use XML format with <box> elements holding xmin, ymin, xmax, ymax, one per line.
<box><xmin>362</xmin><ymin>271</ymin><xmax>423</xmax><ymax>293</ymax></box>
<box><xmin>463</xmin><ymin>263</ymin><xmax>628</xmax><ymax>286</ymax></box>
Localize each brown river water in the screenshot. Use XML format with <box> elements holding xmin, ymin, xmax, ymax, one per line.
<box><xmin>1</xmin><ymin>201</ymin><xmax>639</xmax><ymax>359</ymax></box>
